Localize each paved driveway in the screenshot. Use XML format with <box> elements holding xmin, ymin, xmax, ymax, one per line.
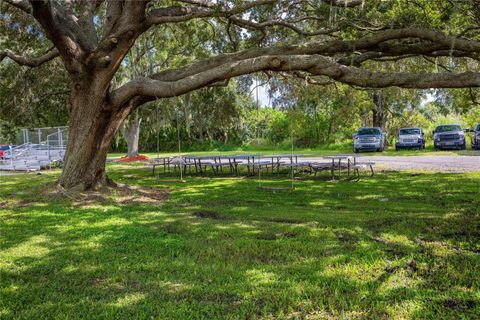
<box><xmin>305</xmin><ymin>154</ymin><xmax>479</xmax><ymax>172</ymax></box>
<box><xmin>360</xmin><ymin>155</ymin><xmax>480</xmax><ymax>172</ymax></box>
<box><xmin>302</xmin><ymin>153</ymin><xmax>480</xmax><ymax>172</ymax></box>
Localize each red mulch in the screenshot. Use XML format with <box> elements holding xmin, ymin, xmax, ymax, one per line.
<box><xmin>117</xmin><ymin>155</ymin><xmax>150</xmax><ymax>162</ymax></box>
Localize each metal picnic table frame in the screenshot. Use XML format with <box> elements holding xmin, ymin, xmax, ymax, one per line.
<box><xmin>148</xmin><ymin>154</ymin><xmax>375</xmax><ymax>181</ymax></box>
<box><xmin>225</xmin><ymin>154</ymin><xmax>261</xmax><ymax>175</ymax></box>
<box><xmin>260</xmin><ymin>154</ymin><xmax>303</xmax><ymax>173</ymax></box>
<box><xmin>150</xmin><ymin>157</ymin><xmax>172</xmax><ymax>175</ymax></box>
<box><xmin>322</xmin><ymin>155</ymin><xmax>358</xmax><ymax>180</ymax></box>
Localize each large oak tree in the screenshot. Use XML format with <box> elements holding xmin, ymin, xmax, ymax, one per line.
<box><xmin>3</xmin><ymin>0</ymin><xmax>480</xmax><ymax>190</ymax></box>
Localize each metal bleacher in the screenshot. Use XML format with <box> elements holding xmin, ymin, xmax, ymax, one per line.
<box><xmin>0</xmin><ymin>127</ymin><xmax>68</xmax><ymax>172</ymax></box>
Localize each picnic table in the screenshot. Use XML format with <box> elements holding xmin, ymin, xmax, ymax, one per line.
<box><xmin>185</xmin><ymin>154</ymin><xmax>261</xmax><ymax>175</ymax></box>
<box><xmin>322</xmin><ymin>155</ymin><xmax>357</xmax><ymax>180</ymax></box>
<box><xmin>225</xmin><ymin>154</ymin><xmax>261</xmax><ymax>175</ymax></box>
<box><xmin>261</xmin><ymin>154</ymin><xmax>304</xmax><ymax>172</ymax></box>
<box><xmin>148</xmin><ymin>157</ymin><xmax>173</xmax><ymax>175</ymax></box>
<box><xmin>147</xmin><ymin>153</ymin><xmax>375</xmax><ymax>181</ymax></box>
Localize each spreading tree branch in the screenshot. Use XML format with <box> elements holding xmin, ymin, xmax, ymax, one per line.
<box><xmin>111</xmin><ymin>53</ymin><xmax>480</xmax><ymax>108</ymax></box>
<box><xmin>146</xmin><ymin>0</ymin><xmax>275</xmax><ymax>25</ymax></box>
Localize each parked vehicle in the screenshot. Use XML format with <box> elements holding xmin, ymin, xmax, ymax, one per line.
<box><xmin>433</xmin><ymin>124</ymin><xmax>467</xmax><ymax>150</ymax></box>
<box><xmin>395</xmin><ymin>128</ymin><xmax>425</xmax><ymax>150</ymax></box>
<box><xmin>353</xmin><ymin>127</ymin><xmax>386</xmax><ymax>153</ymax></box>
<box><xmin>0</xmin><ymin>145</ymin><xmax>12</xmax><ymax>160</ymax></box>
<box><xmin>472</xmin><ymin>124</ymin><xmax>480</xmax><ymax>150</ymax></box>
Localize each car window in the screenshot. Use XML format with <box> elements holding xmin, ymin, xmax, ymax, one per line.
<box><xmin>435</xmin><ymin>125</ymin><xmax>461</xmax><ymax>133</ymax></box>
<box><xmin>357</xmin><ymin>128</ymin><xmax>381</xmax><ymax>135</ymax></box>
<box><xmin>399</xmin><ymin>129</ymin><xmax>420</xmax><ymax>135</ymax></box>
<box><xmin>476</xmin><ymin>124</ymin><xmax>480</xmax><ymax>131</ymax></box>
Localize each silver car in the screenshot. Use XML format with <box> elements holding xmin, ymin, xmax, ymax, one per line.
<box><xmin>353</xmin><ymin>127</ymin><xmax>386</xmax><ymax>153</ymax></box>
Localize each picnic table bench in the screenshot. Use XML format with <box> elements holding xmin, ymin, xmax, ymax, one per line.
<box><xmin>352</xmin><ymin>161</ymin><xmax>375</xmax><ymax>181</ymax></box>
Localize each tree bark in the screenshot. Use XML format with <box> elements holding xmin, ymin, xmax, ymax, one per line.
<box><xmin>59</xmin><ymin>85</ymin><xmax>132</xmax><ymax>190</ymax></box>
<box><xmin>372</xmin><ymin>91</ymin><xmax>388</xmax><ymax>130</ymax></box>
<box><xmin>120</xmin><ymin>112</ymin><xmax>142</xmax><ymax>158</ymax></box>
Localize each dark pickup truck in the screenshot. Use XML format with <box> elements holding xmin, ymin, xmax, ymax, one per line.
<box><xmin>433</xmin><ymin>124</ymin><xmax>467</xmax><ymax>150</ymax></box>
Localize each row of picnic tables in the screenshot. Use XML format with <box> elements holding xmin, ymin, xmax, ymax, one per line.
<box><xmin>148</xmin><ymin>154</ymin><xmax>374</xmax><ymax>180</ymax></box>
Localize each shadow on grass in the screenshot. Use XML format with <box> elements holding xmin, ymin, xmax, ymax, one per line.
<box><xmin>0</xmin><ymin>166</ymin><xmax>479</xmax><ymax>319</ymax></box>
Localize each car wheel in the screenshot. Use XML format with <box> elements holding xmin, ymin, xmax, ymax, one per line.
<box><xmin>354</xmin><ymin>148</ymin><xmax>359</xmax><ymax>153</ymax></box>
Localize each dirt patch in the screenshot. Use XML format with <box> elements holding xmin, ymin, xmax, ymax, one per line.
<box><xmin>192</xmin><ymin>211</ymin><xmax>224</xmax><ymax>219</ymax></box>
<box><xmin>15</xmin><ymin>199</ymin><xmax>36</xmax><ymax>208</ymax></box>
<box><xmin>40</xmin><ymin>183</ymin><xmax>170</xmax><ymax>207</ymax></box>
<box><xmin>0</xmin><ymin>201</ymin><xmax>8</xmax><ymax>209</ymax></box>
<box><xmin>116</xmin><ymin>186</ymin><xmax>170</xmax><ymax>205</ymax></box>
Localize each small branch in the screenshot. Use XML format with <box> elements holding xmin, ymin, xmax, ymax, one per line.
<box><xmin>0</xmin><ymin>48</ymin><xmax>59</xmax><ymax>67</ymax></box>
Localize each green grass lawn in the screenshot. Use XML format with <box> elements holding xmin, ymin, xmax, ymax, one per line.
<box><xmin>1</xmin><ymin>165</ymin><xmax>479</xmax><ymax>319</ymax></box>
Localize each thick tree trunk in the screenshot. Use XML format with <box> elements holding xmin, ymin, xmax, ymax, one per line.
<box><xmin>120</xmin><ymin>112</ymin><xmax>141</xmax><ymax>158</ymax></box>
<box><xmin>59</xmin><ymin>86</ymin><xmax>132</xmax><ymax>190</ymax></box>
<box><xmin>198</xmin><ymin>121</ymin><xmax>205</xmax><ymax>142</ymax></box>
<box><xmin>372</xmin><ymin>92</ymin><xmax>388</xmax><ymax>130</ymax></box>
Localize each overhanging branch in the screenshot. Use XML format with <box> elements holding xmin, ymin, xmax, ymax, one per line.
<box><xmin>111</xmin><ymin>53</ymin><xmax>480</xmax><ymax>108</ymax></box>
<box><xmin>138</xmin><ymin>27</ymin><xmax>480</xmax><ymax>84</ymax></box>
